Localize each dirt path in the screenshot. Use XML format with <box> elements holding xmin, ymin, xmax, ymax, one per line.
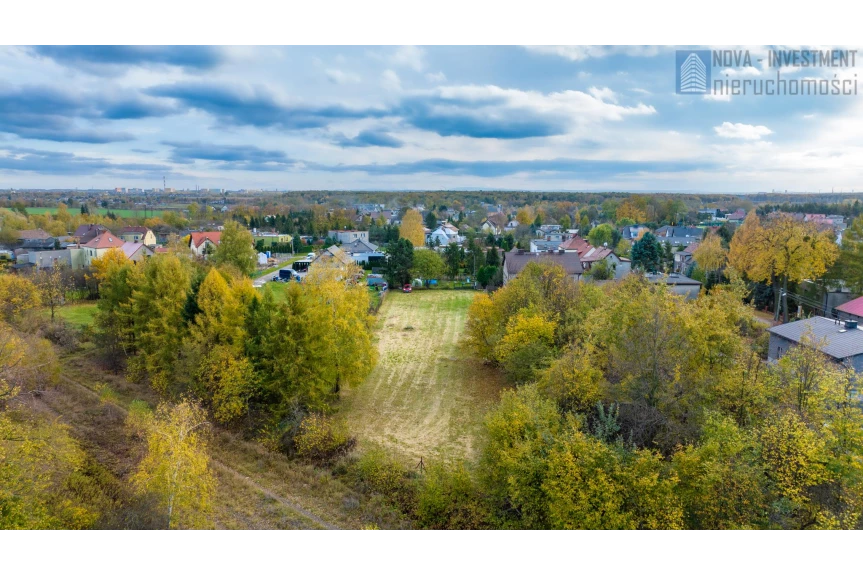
<box><xmin>340</xmin><ymin>290</ymin><xmax>506</xmax><ymax>464</ymax></box>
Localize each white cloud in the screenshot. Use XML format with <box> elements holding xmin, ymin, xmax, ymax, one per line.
<box><xmin>631</xmin><ymin>87</ymin><xmax>651</xmax><ymax>95</ymax></box>
<box><xmin>391</xmin><ymin>46</ymin><xmax>424</xmax><ymax>71</ymax></box>
<box><xmin>714</xmin><ymin>122</ymin><xmax>773</xmax><ymax>140</ymax></box>
<box><xmin>325</xmin><ymin>68</ymin><xmax>360</xmax><ymax>85</ymax></box>
<box><xmin>718</xmin><ymin>66</ymin><xmax>762</xmax><ymax>77</ymax></box>
<box><xmin>803</xmin><ymin>113</ymin><xmax>817</xmax><ymax>120</ymax></box>
<box><xmin>703</xmin><ymin>93</ymin><xmax>732</xmax><ymax>102</ymax></box>
<box><xmin>382</xmin><ymin>69</ymin><xmax>401</xmax><ymax>91</ymax></box>
<box><xmin>426</xmin><ymin>71</ymin><xmax>446</xmax><ymax>83</ymax></box>
<box><xmin>523</xmin><ymin>45</ymin><xmax>664</xmax><ymax>61</ymax></box>
<box><xmin>588</xmin><ymin>86</ymin><xmax>618</xmax><ymax>103</ymax></box>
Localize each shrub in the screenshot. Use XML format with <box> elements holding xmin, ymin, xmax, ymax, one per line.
<box><xmin>416</xmin><ymin>463</ymin><xmax>491</xmax><ymax>529</ymax></box>
<box><xmin>353</xmin><ymin>448</ymin><xmax>417</xmax><ymax>511</ymax></box>
<box><xmin>294</xmin><ymin>414</ymin><xmax>356</xmax><ymax>464</ymax></box>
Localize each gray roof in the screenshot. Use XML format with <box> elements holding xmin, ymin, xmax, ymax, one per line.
<box><xmin>768</xmin><ymin>316</ymin><xmax>863</xmax><ymax>359</ymax></box>
<box><xmin>505</xmin><ymin>249</ymin><xmax>584</xmax><ymax>276</ymax></box>
<box><xmin>340</xmin><ymin>238</ymin><xmax>379</xmax><ymax>254</ymax></box>
<box><xmin>645</xmin><ymin>272</ymin><xmax>702</xmax><ymax>286</ymax></box>
<box><xmin>655</xmin><ymin>226</ymin><xmax>704</xmax><ymax>239</ymax></box>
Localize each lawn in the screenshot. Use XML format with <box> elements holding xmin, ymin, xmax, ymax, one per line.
<box><xmin>25</xmin><ymin>207</ymin><xmax>172</xmax><ymax>218</ymax></box>
<box><xmin>339</xmin><ymin>290</ymin><xmax>507</xmax><ymax>464</ymax></box>
<box><xmin>44</xmin><ymin>303</ymin><xmax>98</xmax><ymax>327</ymax></box>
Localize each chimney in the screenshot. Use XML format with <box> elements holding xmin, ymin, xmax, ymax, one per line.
<box><xmin>845</xmin><ymin>320</ymin><xmax>859</xmax><ymax>330</ymax></box>
<box><xmin>517</xmin><ymin>249</ymin><xmax>525</xmax><ymax>255</ymax></box>
<box><xmin>558</xmin><ymin>248</ymin><xmax>565</xmax><ymax>254</ymax></box>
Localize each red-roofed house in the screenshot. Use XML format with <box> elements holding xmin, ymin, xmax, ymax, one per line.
<box><xmin>837</xmin><ymin>296</ymin><xmax>863</xmax><ymax>323</ymax></box>
<box><xmin>189</xmin><ymin>232</ymin><xmax>222</xmax><ymax>256</ymax></box>
<box><xmin>580</xmin><ymin>246</ymin><xmax>630</xmax><ymax>279</ymax></box>
<box><xmin>74</xmin><ymin>223</ymin><xmax>109</xmax><ymax>243</ymax></box>
<box><xmin>121</xmin><ymin>241</ymin><xmax>155</xmax><ymax>262</ymax></box>
<box><xmin>559</xmin><ymin>235</ymin><xmax>591</xmax><ymax>256</ymax></box>
<box><xmin>82</xmin><ymin>231</ymin><xmax>123</xmax><ymax>265</ymax></box>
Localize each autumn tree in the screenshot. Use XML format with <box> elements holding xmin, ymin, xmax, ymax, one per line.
<box><xmin>728</xmin><ymin>212</ymin><xmax>839</xmax><ymax>322</ymax></box>
<box><xmin>130</xmin><ymin>400</ymin><xmax>215</xmax><ymax>529</ymax></box>
<box><xmin>0</xmin><ymin>275</ymin><xmax>41</xmax><ymax>324</ymax></box>
<box><xmin>399</xmin><ymin>209</ymin><xmax>426</xmax><ymax>247</ymax></box>
<box><xmin>213</xmin><ymin>220</ymin><xmax>256</xmax><ymax>276</ymax></box>
<box><xmin>692</xmin><ymin>232</ymin><xmax>727</xmax><ymax>274</ymax></box>
<box><xmin>829</xmin><ymin>214</ymin><xmax>863</xmax><ymax>293</ymax></box>
<box><xmin>411</xmin><ymin>249</ymin><xmax>445</xmax><ymax>282</ymax></box>
<box><xmin>33</xmin><ymin>263</ymin><xmax>72</xmax><ymax>322</ymax></box>
<box><xmin>587</xmin><ymin>223</ymin><xmax>614</xmax><ymax>247</ymax></box>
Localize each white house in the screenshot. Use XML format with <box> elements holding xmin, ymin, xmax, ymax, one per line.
<box><xmin>328</xmin><ymin>230</ymin><xmax>369</xmax><ymax>244</ymax></box>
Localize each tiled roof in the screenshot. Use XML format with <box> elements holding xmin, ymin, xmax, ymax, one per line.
<box><xmin>768</xmin><ymin>316</ymin><xmax>863</xmax><ymax>360</ymax></box>
<box><xmin>83</xmin><ymin>231</ymin><xmax>123</xmax><ymax>249</ymax></box>
<box><xmin>559</xmin><ymin>235</ymin><xmax>591</xmax><ymax>254</ymax></box>
<box><xmin>189</xmin><ymin>231</ymin><xmax>222</xmax><ymax>248</ymax></box>
<box><xmin>340</xmin><ymin>238</ymin><xmax>379</xmax><ymax>254</ymax></box>
<box><xmin>505</xmin><ymin>249</ymin><xmax>584</xmax><ymax>276</ymax></box>
<box><xmin>119</xmin><ymin>226</ymin><xmax>151</xmax><ymax>234</ymax></box>
<box><xmin>836</xmin><ymin>296</ymin><xmax>863</xmax><ymax>318</ymax></box>
<box><xmin>18</xmin><ymin>228</ymin><xmax>51</xmax><ymax>240</ymax></box>
<box><xmin>580</xmin><ymin>246</ymin><xmax>614</xmax><ymax>262</ymax></box>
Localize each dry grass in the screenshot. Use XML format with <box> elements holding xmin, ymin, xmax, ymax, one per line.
<box><xmin>44</xmin><ymin>346</ymin><xmax>407</xmax><ymax>529</ymax></box>
<box><xmin>340</xmin><ymin>290</ymin><xmax>507</xmax><ymax>464</ymax></box>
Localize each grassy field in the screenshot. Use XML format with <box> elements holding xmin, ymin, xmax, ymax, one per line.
<box><xmin>43</xmin><ymin>303</ymin><xmax>98</xmax><ymax>327</ymax></box>
<box><xmin>340</xmin><ymin>290</ymin><xmax>507</xmax><ymax>464</ymax></box>
<box><xmin>25</xmin><ymin>207</ymin><xmax>171</xmax><ymax>218</ymax></box>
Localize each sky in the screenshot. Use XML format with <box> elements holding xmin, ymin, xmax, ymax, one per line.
<box><xmin>1</xmin><ymin>45</ymin><xmax>862</xmax><ymax>193</ymax></box>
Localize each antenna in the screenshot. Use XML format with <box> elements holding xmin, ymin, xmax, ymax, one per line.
<box><xmin>163</xmin><ymin>175</ymin><xmax>166</xmax><ymax>191</ymax></box>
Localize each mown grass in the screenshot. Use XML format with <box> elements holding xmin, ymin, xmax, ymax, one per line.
<box><xmin>340</xmin><ymin>290</ymin><xmax>507</xmax><ymax>464</ymax></box>
<box><xmin>43</xmin><ymin>303</ymin><xmax>98</xmax><ymax>327</ymax></box>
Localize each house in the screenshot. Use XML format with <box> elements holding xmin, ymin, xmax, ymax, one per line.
<box><xmin>118</xmin><ymin>226</ymin><xmax>157</xmax><ymax>247</ymax></box>
<box><xmin>580</xmin><ymin>246</ymin><xmax>630</xmax><ymax>279</ymax></box>
<box><xmin>481</xmin><ymin>212</ymin><xmax>507</xmax><ymax>235</ymax></box>
<box><xmin>530</xmin><ymin>239</ymin><xmax>563</xmax><ymax>252</ymax></box>
<box><xmin>82</xmin><ymin>231</ymin><xmax>124</xmax><ymax>265</ymax></box>
<box><xmin>655</xmin><ymin>226</ymin><xmax>704</xmax><ymax>240</ymax></box>
<box><xmin>17</xmin><ymin>228</ymin><xmax>51</xmax><ymax>241</ymax></box>
<box><xmin>189</xmin><ymin>232</ymin><xmax>222</xmax><ymax>256</ymax></box>
<box><xmin>505</xmin><ymin>220</ymin><xmax>520</xmax><ymax>231</ymax></box>
<box><xmin>74</xmin><ymin>224</ymin><xmax>109</xmax><ymax>243</ymax></box>
<box><xmin>503</xmin><ymin>248</ymin><xmax>584</xmax><ymax>285</ymax></box>
<box><xmin>559</xmin><ymin>235</ymin><xmax>592</xmax><ymax>256</ymax></box>
<box><xmin>21</xmin><ymin>237</ymin><xmax>57</xmax><ymax>251</ymax></box>
<box><xmin>726</xmin><ymin>209</ymin><xmax>747</xmax><ymax>224</ymax></box>
<box><xmin>673</xmin><ymin>242</ymin><xmax>699</xmax><ymax>274</ymax></box>
<box><xmin>768</xmin><ymin>317</ymin><xmax>863</xmax><ymax>372</ymax></box>
<box><xmin>644</xmin><ymin>272</ymin><xmax>702</xmax><ymax>300</ymax></box>
<box><xmin>836</xmin><ymin>297</ymin><xmax>863</xmax><ymax>323</ymax></box>
<box><xmin>121</xmin><ymin>241</ymin><xmax>155</xmax><ymax>262</ymax></box>
<box><xmin>621</xmin><ymin>224</ymin><xmax>650</xmax><ymax>241</ymax></box>
<box><xmin>311</xmin><ymin>245</ymin><xmax>357</xmax><ymax>270</ymax></box>
<box><xmin>28</xmin><ymin>248</ymin><xmax>87</xmax><ymax>270</ymax></box>
<box><xmin>253</xmin><ymin>232</ymin><xmax>293</xmax><ymax>247</ymax></box>
<box><xmin>328</xmin><ymin>230</ymin><xmax>369</xmax><ymax>244</ymax></box>
<box><xmin>339</xmin><ymin>238</ymin><xmax>385</xmax><ymax>264</ymax></box>
<box><xmin>428</xmin><ymin>224</ymin><xmax>463</xmax><ymax>247</ymax></box>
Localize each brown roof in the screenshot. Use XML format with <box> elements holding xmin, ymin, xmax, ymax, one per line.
<box><xmin>505</xmin><ymin>249</ymin><xmax>584</xmax><ymax>276</ymax></box>
<box><xmin>18</xmin><ymin>228</ymin><xmax>51</xmax><ymax>240</ymax></box>
<box><xmin>559</xmin><ymin>235</ymin><xmax>591</xmax><ymax>255</ymax></box>
<box><xmin>579</xmin><ymin>246</ymin><xmax>614</xmax><ymax>263</ymax></box>
<box><xmin>683</xmin><ymin>242</ymin><xmax>700</xmax><ymax>254</ymax></box>
<box><xmin>189</xmin><ymin>231</ymin><xmax>222</xmax><ymax>248</ymax></box>
<box><xmin>82</xmin><ymin>231</ymin><xmax>123</xmax><ymax>249</ymax></box>
<box><xmin>74</xmin><ymin>223</ymin><xmax>109</xmax><ymax>241</ymax></box>
<box><xmin>119</xmin><ymin>226</ymin><xmax>151</xmax><ymax>234</ymax></box>
<box><xmin>485</xmin><ymin>212</ymin><xmax>507</xmax><ymax>228</ymax></box>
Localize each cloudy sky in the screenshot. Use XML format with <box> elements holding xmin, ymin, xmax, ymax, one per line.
<box><xmin>1</xmin><ymin>45</ymin><xmax>862</xmax><ymax>192</ymax></box>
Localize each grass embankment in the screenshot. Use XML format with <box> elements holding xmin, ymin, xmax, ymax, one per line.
<box><xmin>340</xmin><ymin>290</ymin><xmax>507</xmax><ymax>464</ymax></box>
<box><xmin>32</xmin><ymin>343</ymin><xmax>406</xmax><ymax>529</ymax></box>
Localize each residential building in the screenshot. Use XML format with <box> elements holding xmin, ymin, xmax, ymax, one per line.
<box><xmin>529</xmin><ymin>239</ymin><xmax>563</xmax><ymax>252</ymax></box>
<box><xmin>17</xmin><ymin>228</ymin><xmax>51</xmax><ymax>241</ymax></box>
<box><xmin>673</xmin><ymin>243</ymin><xmax>699</xmax><ymax>273</ymax></box>
<box><xmin>726</xmin><ymin>209</ymin><xmax>747</xmax><ymax>224</ymax></box>
<box><xmin>121</xmin><ymin>242</ymin><xmax>155</xmax><ymax>262</ymax></box>
<box><xmin>768</xmin><ymin>316</ymin><xmax>863</xmax><ymax>372</ymax></box>
<box><xmin>428</xmin><ymin>224</ymin><xmax>463</xmax><ymax>247</ymax></box>
<box><xmin>621</xmin><ymin>224</ymin><xmax>650</xmax><ymax>241</ymax></box>
<box><xmin>339</xmin><ymin>238</ymin><xmax>385</xmax><ymax>264</ymax></box>
<box><xmin>559</xmin><ymin>235</ymin><xmax>591</xmax><ymax>255</ymax></box>
<box><xmin>188</xmin><ymin>231</ymin><xmax>222</xmax><ymax>256</ymax></box>
<box><xmin>644</xmin><ymin>272</ymin><xmax>702</xmax><ymax>300</ymax></box>
<box><xmin>82</xmin><ymin>231</ymin><xmax>124</xmax><ymax>265</ymax></box>
<box><xmin>328</xmin><ymin>230</ymin><xmax>369</xmax><ymax>244</ymax></box>
<box><xmin>580</xmin><ymin>246</ymin><xmax>630</xmax><ymax>279</ymax></box>
<box><xmin>118</xmin><ymin>226</ymin><xmax>157</xmax><ymax>247</ymax></box>
<box><xmin>836</xmin><ymin>297</ymin><xmax>863</xmax><ymax>323</ymax></box>
<box><xmin>503</xmin><ymin>248</ymin><xmax>583</xmax><ymax>285</ymax></box>
<box><xmin>655</xmin><ymin>226</ymin><xmax>704</xmax><ymax>240</ymax></box>
<box><xmin>73</xmin><ymin>223</ymin><xmax>109</xmax><ymax>243</ymax></box>
<box><xmin>28</xmin><ymin>248</ymin><xmax>87</xmax><ymax>270</ymax></box>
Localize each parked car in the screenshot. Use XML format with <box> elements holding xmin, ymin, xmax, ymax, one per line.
<box><xmin>402</xmin><ymin>284</ymin><xmax>412</xmax><ymax>293</ymax></box>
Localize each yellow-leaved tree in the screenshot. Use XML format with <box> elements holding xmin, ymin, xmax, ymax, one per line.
<box><xmin>399</xmin><ymin>209</ymin><xmax>426</xmax><ymax>247</ymax></box>
<box><xmin>130</xmin><ymin>400</ymin><xmax>215</xmax><ymax>529</ymax></box>
<box><xmin>728</xmin><ymin>212</ymin><xmax>839</xmax><ymax>321</ymax></box>
<box><xmin>692</xmin><ymin>232</ymin><xmax>727</xmax><ymax>274</ymax></box>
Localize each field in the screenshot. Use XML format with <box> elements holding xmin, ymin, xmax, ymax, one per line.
<box><xmin>340</xmin><ymin>290</ymin><xmax>507</xmax><ymax>464</ymax></box>
<box><xmin>25</xmin><ymin>207</ymin><xmax>171</xmax><ymax>218</ymax></box>
<box><xmin>43</xmin><ymin>303</ymin><xmax>98</xmax><ymax>327</ymax></box>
